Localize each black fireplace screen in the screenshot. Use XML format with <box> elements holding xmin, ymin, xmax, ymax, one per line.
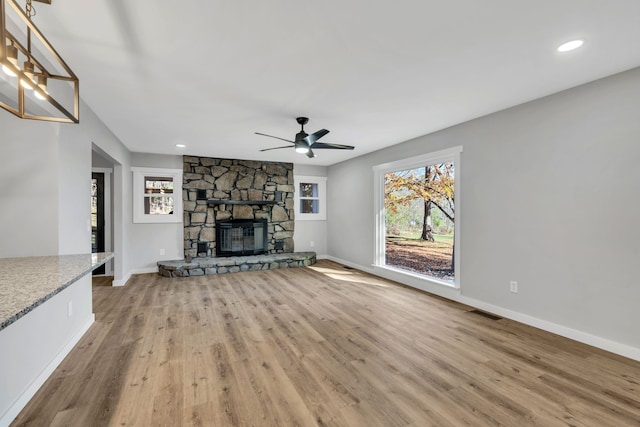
<box><xmin>215</xmin><ymin>219</ymin><xmax>268</xmax><ymax>256</ymax></box>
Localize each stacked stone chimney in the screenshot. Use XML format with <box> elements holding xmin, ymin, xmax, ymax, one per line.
<box><xmin>182</xmin><ymin>156</ymin><xmax>295</xmax><ymax>258</ymax></box>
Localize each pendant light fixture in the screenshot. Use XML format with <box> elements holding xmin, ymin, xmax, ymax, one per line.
<box><xmin>1</xmin><ymin>40</ymin><xmax>16</xmax><ymax>75</ymax></box>
<box><xmin>20</xmin><ymin>58</ymin><xmax>34</xmax><ymax>89</ymax></box>
<box><xmin>0</xmin><ymin>0</ymin><xmax>79</xmax><ymax>123</ymax></box>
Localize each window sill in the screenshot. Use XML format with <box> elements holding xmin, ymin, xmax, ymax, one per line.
<box><xmin>296</xmin><ymin>215</ymin><xmax>327</xmax><ymax>221</ymax></box>
<box><xmin>372</xmin><ymin>264</ymin><xmax>459</xmax><ymax>290</ymax></box>
<box><xmin>134</xmin><ymin>216</ymin><xmax>182</xmax><ymax>224</ymax></box>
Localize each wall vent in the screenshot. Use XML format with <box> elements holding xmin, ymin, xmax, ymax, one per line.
<box><xmin>468</xmin><ymin>309</ymin><xmax>502</xmax><ymax>321</ymax></box>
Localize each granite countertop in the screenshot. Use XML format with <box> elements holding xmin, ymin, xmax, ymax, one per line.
<box><xmin>0</xmin><ymin>253</ymin><xmax>114</xmax><ymax>331</ymax></box>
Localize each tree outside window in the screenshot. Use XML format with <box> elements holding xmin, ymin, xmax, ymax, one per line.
<box><xmin>144</xmin><ymin>176</ymin><xmax>174</xmax><ymax>215</ymax></box>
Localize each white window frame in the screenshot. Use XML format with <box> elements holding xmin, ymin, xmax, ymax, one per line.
<box><xmin>294</xmin><ymin>175</ymin><xmax>327</xmax><ymax>221</ymax></box>
<box><xmin>132</xmin><ymin>167</ymin><xmax>183</xmax><ymax>224</ymax></box>
<box><xmin>373</xmin><ymin>146</ymin><xmax>462</xmax><ymax>289</ymax></box>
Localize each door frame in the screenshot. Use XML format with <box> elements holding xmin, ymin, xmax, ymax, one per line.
<box><xmin>92</xmin><ymin>168</ymin><xmax>113</xmax><ymax>275</ymax></box>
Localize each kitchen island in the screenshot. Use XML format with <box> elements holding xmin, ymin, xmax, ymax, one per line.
<box><xmin>0</xmin><ymin>252</ymin><xmax>113</xmax><ymax>425</ymax></box>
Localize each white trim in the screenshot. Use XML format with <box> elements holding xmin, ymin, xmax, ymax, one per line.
<box><xmin>0</xmin><ymin>315</ymin><xmax>94</xmax><ymax>426</ymax></box>
<box><xmin>373</xmin><ymin>145</ymin><xmax>462</xmax><ymax>288</ymax></box>
<box><xmin>131</xmin><ymin>167</ymin><xmax>183</xmax><ymax>224</ymax></box>
<box><xmin>323</xmin><ymin>255</ymin><xmax>640</xmax><ymax>362</ymax></box>
<box><xmin>324</xmin><ymin>255</ymin><xmax>374</xmax><ymax>273</ymax></box>
<box><xmin>373</xmin><ymin>264</ymin><xmax>456</xmax><ymax>288</ymax></box>
<box><xmin>455</xmin><ymin>296</ymin><xmax>640</xmax><ymax>362</ymax></box>
<box><xmin>112</xmin><ymin>269</ymin><xmax>159</xmax><ymax>286</ymax></box>
<box><xmin>112</xmin><ymin>271</ymin><xmax>132</xmax><ymax>287</ymax></box>
<box><xmin>372</xmin><ymin>146</ymin><xmax>463</xmax><ymax>174</ymax></box>
<box><xmin>131</xmin><ymin>266</ymin><xmax>159</xmax><ymax>275</ymax></box>
<box><xmin>91</xmin><ymin>167</ymin><xmax>112</xmax><ymax>174</ymax></box>
<box><xmin>294</xmin><ymin>175</ymin><xmax>327</xmax><ymax>221</ymax></box>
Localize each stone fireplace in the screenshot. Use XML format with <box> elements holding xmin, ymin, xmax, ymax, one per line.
<box><xmin>182</xmin><ymin>156</ymin><xmax>294</xmax><ymax>259</ymax></box>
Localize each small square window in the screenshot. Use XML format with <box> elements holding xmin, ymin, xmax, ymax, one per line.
<box><xmin>143</xmin><ymin>176</ymin><xmax>175</xmax><ymax>215</ymax></box>
<box><xmin>132</xmin><ymin>168</ymin><xmax>183</xmax><ymax>223</ymax></box>
<box><xmin>294</xmin><ymin>176</ymin><xmax>326</xmax><ymax>221</ymax></box>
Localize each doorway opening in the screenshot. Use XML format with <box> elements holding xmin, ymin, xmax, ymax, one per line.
<box><xmin>91</xmin><ymin>172</ymin><xmax>105</xmax><ymax>275</ymax></box>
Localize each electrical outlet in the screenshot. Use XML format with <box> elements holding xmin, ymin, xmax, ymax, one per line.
<box><xmin>159</xmin><ymin>248</ymin><xmax>165</xmax><ymax>256</ymax></box>
<box><xmin>67</xmin><ymin>301</ymin><xmax>73</xmax><ymax>317</ymax></box>
<box><xmin>510</xmin><ymin>281</ymin><xmax>518</xmax><ymax>293</ymax></box>
<box><xmin>310</xmin><ymin>241</ymin><xmax>315</xmax><ymax>248</ymax></box>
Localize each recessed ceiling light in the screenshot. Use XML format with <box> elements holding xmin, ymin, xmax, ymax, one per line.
<box><xmin>175</xmin><ymin>143</ymin><xmax>187</xmax><ymax>148</ymax></box>
<box><xmin>557</xmin><ymin>39</ymin><xmax>584</xmax><ymax>52</ymax></box>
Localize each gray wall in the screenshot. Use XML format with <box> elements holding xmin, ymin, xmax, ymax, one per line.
<box><xmin>294</xmin><ymin>164</ymin><xmax>329</xmax><ymax>256</ymax></box>
<box><xmin>81</xmin><ymin>102</ymin><xmax>133</xmax><ymax>284</ymax></box>
<box><xmin>327</xmin><ymin>67</ymin><xmax>640</xmax><ymax>353</ymax></box>
<box><xmin>130</xmin><ymin>152</ymin><xmax>183</xmax><ymax>272</ymax></box>
<box><xmin>0</xmin><ymin>120</ymin><xmax>60</xmax><ymax>257</ymax></box>
<box><xmin>58</xmin><ymin>125</ymin><xmax>92</xmax><ymax>255</ymax></box>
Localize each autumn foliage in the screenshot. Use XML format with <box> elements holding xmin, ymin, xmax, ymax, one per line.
<box><xmin>385</xmin><ymin>162</ymin><xmax>455</xmax><ymax>224</ymax></box>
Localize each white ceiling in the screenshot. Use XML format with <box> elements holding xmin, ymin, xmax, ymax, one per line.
<box><xmin>33</xmin><ymin>0</ymin><xmax>640</xmax><ymax>165</ymax></box>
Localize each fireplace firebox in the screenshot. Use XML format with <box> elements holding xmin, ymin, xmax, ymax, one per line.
<box><xmin>215</xmin><ymin>219</ymin><xmax>268</xmax><ymax>257</ymax></box>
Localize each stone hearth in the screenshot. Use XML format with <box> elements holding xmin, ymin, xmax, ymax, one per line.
<box><xmin>158</xmin><ymin>252</ymin><xmax>316</xmax><ymax>278</ymax></box>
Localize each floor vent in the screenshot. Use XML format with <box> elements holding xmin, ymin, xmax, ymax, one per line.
<box><xmin>468</xmin><ymin>309</ymin><xmax>502</xmax><ymax>320</ymax></box>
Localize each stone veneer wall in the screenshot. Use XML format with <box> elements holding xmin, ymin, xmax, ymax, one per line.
<box><xmin>183</xmin><ymin>156</ymin><xmax>294</xmax><ymax>258</ymax></box>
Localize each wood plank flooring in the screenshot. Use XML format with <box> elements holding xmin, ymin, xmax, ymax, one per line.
<box><xmin>12</xmin><ymin>260</ymin><xmax>640</xmax><ymax>426</ymax></box>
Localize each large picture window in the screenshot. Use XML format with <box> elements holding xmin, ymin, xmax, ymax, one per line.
<box><xmin>373</xmin><ymin>146</ymin><xmax>461</xmax><ymax>288</ymax></box>
<box><xmin>132</xmin><ymin>167</ymin><xmax>183</xmax><ymax>223</ymax></box>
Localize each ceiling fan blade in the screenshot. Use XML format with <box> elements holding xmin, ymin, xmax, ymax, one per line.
<box><xmin>306</xmin><ymin>149</ymin><xmax>316</xmax><ymax>158</ymax></box>
<box><xmin>255</xmin><ymin>132</ymin><xmax>295</xmax><ymax>144</ymax></box>
<box><xmin>304</xmin><ymin>129</ymin><xmax>329</xmax><ymax>145</ymax></box>
<box><xmin>259</xmin><ymin>145</ymin><xmax>294</xmax><ymax>152</ymax></box>
<box><xmin>309</xmin><ymin>142</ymin><xmax>355</xmax><ymax>150</ymax></box>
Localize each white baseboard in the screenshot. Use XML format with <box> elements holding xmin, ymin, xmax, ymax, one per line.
<box><xmin>111</xmin><ymin>267</ymin><xmax>158</xmax><ymax>287</ymax></box>
<box><xmin>455</xmin><ymin>297</ymin><xmax>640</xmax><ymax>362</ymax></box>
<box><xmin>322</xmin><ymin>256</ymin><xmax>640</xmax><ymax>362</ymax></box>
<box><xmin>112</xmin><ymin>272</ymin><xmax>132</xmax><ymax>287</ymax></box>
<box><xmin>0</xmin><ymin>315</ymin><xmax>95</xmax><ymax>426</ymax></box>
<box><xmin>131</xmin><ymin>266</ymin><xmax>158</xmax><ymax>275</ymax></box>
<box><xmin>323</xmin><ymin>256</ymin><xmax>373</xmax><ymax>273</ymax></box>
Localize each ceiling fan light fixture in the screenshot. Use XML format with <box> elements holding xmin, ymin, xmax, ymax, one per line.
<box><xmin>256</xmin><ymin>117</ymin><xmax>355</xmax><ymax>158</ymax></box>
<box><xmin>295</xmin><ymin>141</ymin><xmax>309</xmax><ymax>153</ymax></box>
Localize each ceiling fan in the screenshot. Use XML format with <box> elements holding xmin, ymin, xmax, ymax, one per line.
<box><xmin>256</xmin><ymin>117</ymin><xmax>355</xmax><ymax>158</ymax></box>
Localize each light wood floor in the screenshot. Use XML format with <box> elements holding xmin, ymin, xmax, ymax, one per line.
<box><xmin>12</xmin><ymin>260</ymin><xmax>640</xmax><ymax>426</ymax></box>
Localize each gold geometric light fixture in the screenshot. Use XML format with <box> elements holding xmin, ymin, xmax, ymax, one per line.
<box><xmin>0</xmin><ymin>0</ymin><xmax>79</xmax><ymax>123</ymax></box>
